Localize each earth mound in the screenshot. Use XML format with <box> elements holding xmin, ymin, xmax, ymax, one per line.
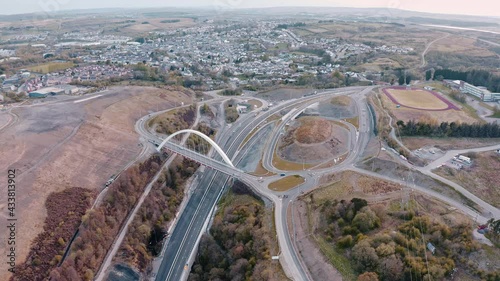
<box><xmin>294</xmin><ymin>117</ymin><xmax>331</xmax><ymax>144</ymax></box>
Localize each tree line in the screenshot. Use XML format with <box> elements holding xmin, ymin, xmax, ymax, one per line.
<box><xmin>48</xmin><ymin>154</ymin><xmax>164</xmax><ymax>280</ymax></box>
<box><xmin>397</xmin><ymin>120</ymin><xmax>500</xmax><ymax>138</ymax></box>
<box><xmin>115</xmin><ymin>157</ymin><xmax>200</xmax><ymax>272</ymax></box>
<box><xmin>426</xmin><ymin>69</ymin><xmax>500</xmax><ymax>92</ymax></box>
<box><xmin>220</xmin><ymin>88</ymin><xmax>242</xmax><ymax>96</ymax></box>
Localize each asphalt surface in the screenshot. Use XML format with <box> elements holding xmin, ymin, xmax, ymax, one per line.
<box><xmin>154</xmin><ymin>95</ymin><xmax>295</xmax><ymax>281</ymax></box>
<box><xmin>150</xmin><ymin>85</ymin><xmax>498</xmax><ymax>281</ymax></box>
<box><xmin>154</xmin><ymin>88</ymin><xmax>368</xmax><ymax>281</ymax></box>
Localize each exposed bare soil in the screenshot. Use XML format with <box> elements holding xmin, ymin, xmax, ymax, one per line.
<box><xmin>294</xmin><ymin>117</ymin><xmax>331</xmax><ymax>144</ymax></box>
<box><xmin>279</xmin><ymin>117</ymin><xmax>349</xmax><ymax>164</ymax></box>
<box><xmin>0</xmin><ymin>86</ymin><xmax>192</xmax><ymax>280</ymax></box>
<box><xmin>402</xmin><ymin>137</ymin><xmax>500</xmax><ymax>151</ymax></box>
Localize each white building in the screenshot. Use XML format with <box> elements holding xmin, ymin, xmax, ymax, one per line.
<box><xmin>459</xmin><ymin>81</ymin><xmax>500</xmax><ymax>102</ymax></box>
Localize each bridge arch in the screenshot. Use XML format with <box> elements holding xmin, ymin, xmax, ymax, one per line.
<box><xmin>156</xmin><ymin>129</ymin><xmax>235</xmax><ymax>168</ymax></box>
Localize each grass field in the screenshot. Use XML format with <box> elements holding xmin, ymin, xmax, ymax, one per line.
<box><xmin>273</xmin><ymin>151</ymin><xmax>315</xmax><ymax>170</ymax></box>
<box><xmin>379</xmin><ymin>91</ymin><xmax>477</xmax><ymax>123</ymax></box>
<box><xmin>429</xmin><ymin>36</ymin><xmax>496</xmax><ymax>57</ymax></box>
<box><xmin>402</xmin><ymin>137</ymin><xmax>500</xmax><ymax>151</ymax></box>
<box><xmin>268</xmin><ymin>175</ymin><xmax>305</xmax><ymax>192</ymax></box>
<box><xmin>386</xmin><ymin>89</ymin><xmax>449</xmax><ymax>110</ymax></box>
<box><xmin>345</xmin><ymin>116</ymin><xmax>359</xmax><ymax>128</ymax></box>
<box><xmin>434</xmin><ymin>151</ymin><xmax>500</xmax><ymax>208</ymax></box>
<box><xmin>251</xmin><ymin>160</ymin><xmax>276</xmax><ymax>176</ymax></box>
<box><xmin>274</xmin><ymin>43</ymin><xmax>289</xmax><ymax>50</ymax></box>
<box><xmin>123</xmin><ymin>18</ymin><xmax>195</xmax><ymax>33</ymax></box>
<box><xmin>247</xmin><ymin>99</ymin><xmax>263</xmax><ymax>109</ymax></box>
<box><xmin>330</xmin><ymin>96</ymin><xmax>352</xmax><ymax>106</ymax></box>
<box><xmin>25</xmin><ymin>62</ymin><xmax>74</xmax><ymax>74</ymax></box>
<box><xmin>313</xmin><ymin>236</ymin><xmax>357</xmax><ymax>281</ymax></box>
<box><xmin>358</xmin><ymin>57</ymin><xmax>402</xmax><ymax>72</ymax></box>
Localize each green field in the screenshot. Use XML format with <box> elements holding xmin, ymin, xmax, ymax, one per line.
<box><xmin>268</xmin><ymin>175</ymin><xmax>305</xmax><ymax>191</ymax></box>
<box><xmin>25</xmin><ymin>62</ymin><xmax>75</xmax><ymax>74</ymax></box>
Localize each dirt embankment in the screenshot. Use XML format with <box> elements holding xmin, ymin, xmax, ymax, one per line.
<box><xmin>294</xmin><ymin>118</ymin><xmax>332</xmax><ymax>144</ymax></box>
<box><xmin>279</xmin><ymin>117</ymin><xmax>349</xmax><ymax>164</ymax></box>
<box><xmin>0</xmin><ymin>86</ymin><xmax>192</xmax><ymax>281</ymax></box>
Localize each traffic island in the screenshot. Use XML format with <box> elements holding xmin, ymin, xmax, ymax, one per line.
<box><xmin>268</xmin><ymin>175</ymin><xmax>305</xmax><ymax>192</ymax></box>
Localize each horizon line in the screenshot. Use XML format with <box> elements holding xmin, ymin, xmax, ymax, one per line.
<box><xmin>0</xmin><ymin>5</ymin><xmax>499</xmax><ymax>19</ymax></box>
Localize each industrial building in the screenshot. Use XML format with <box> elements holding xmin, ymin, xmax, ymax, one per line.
<box><xmin>28</xmin><ymin>87</ymin><xmax>65</xmax><ymax>98</ymax></box>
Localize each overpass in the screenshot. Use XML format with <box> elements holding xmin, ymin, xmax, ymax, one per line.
<box><xmin>156</xmin><ymin>129</ymin><xmax>246</xmax><ymax>178</ymax></box>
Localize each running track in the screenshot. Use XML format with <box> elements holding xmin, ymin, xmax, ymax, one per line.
<box><xmin>383</xmin><ymin>86</ymin><xmax>460</xmax><ymax>111</ymax></box>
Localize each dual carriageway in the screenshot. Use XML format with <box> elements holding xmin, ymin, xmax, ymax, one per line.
<box><xmin>131</xmin><ymin>86</ymin><xmax>499</xmax><ymax>281</ymax></box>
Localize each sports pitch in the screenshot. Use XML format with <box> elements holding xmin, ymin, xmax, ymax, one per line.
<box><xmin>383</xmin><ymin>87</ymin><xmax>459</xmax><ymax>111</ymax></box>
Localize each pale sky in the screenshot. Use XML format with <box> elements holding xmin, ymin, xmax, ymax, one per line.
<box><xmin>2</xmin><ymin>0</ymin><xmax>500</xmax><ymax>17</ymax></box>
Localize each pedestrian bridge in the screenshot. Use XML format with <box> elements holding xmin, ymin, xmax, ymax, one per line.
<box><xmin>156</xmin><ymin>129</ymin><xmax>245</xmax><ymax>177</ymax></box>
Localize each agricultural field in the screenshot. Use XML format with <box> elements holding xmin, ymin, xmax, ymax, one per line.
<box><xmin>121</xmin><ymin>18</ymin><xmax>195</xmax><ymax>33</ymax></box>
<box><xmin>294</xmin><ymin>171</ymin><xmax>500</xmax><ymax>281</ymax></box>
<box><xmin>293</xmin><ymin>22</ymin><xmax>437</xmax><ymax>53</ymax></box>
<box><xmin>357</xmin><ymin>57</ymin><xmax>402</xmax><ymax>72</ymax></box>
<box><xmin>434</xmin><ymin>151</ymin><xmax>500</xmax><ymax>208</ymax></box>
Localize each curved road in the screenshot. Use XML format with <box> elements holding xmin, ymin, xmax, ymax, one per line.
<box><xmin>130</xmin><ymin>85</ymin><xmax>498</xmax><ymax>281</ymax></box>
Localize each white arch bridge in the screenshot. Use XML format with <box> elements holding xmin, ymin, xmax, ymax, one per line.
<box><xmin>156</xmin><ymin>129</ymin><xmax>245</xmax><ymax>177</ymax></box>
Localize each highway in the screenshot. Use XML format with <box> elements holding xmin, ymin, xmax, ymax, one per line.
<box><xmin>153</xmin><ymin>87</ymin><xmax>366</xmax><ymax>281</ymax></box>
<box><xmin>141</xmin><ymin>85</ymin><xmax>498</xmax><ymax>281</ymax></box>
<box><xmin>154</xmin><ymin>109</ymin><xmax>275</xmax><ymax>280</ymax></box>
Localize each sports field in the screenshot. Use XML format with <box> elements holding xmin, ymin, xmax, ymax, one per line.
<box><xmin>379</xmin><ymin>87</ymin><xmax>479</xmax><ymax>124</ymax></box>
<box><xmin>384</xmin><ymin>86</ymin><xmax>459</xmax><ymax>111</ymax></box>
<box><xmin>387</xmin><ymin>89</ymin><xmax>448</xmax><ymax>109</ymax></box>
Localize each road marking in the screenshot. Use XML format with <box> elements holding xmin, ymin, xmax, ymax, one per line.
<box><xmin>164</xmin><ymin>172</ymin><xmax>219</xmax><ymax>280</ymax></box>
<box><xmin>73</xmin><ymin>94</ymin><xmax>103</xmax><ymax>103</ymax></box>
